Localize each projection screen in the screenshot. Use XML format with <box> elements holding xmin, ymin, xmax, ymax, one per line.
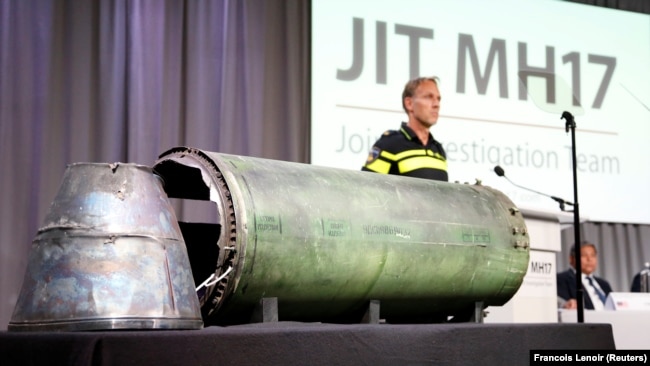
<box><xmin>311</xmin><ymin>0</ymin><xmax>650</xmax><ymax>224</ymax></box>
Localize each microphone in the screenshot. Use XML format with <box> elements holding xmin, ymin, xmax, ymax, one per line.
<box><xmin>561</xmin><ymin>111</ymin><xmax>575</xmax><ymax>133</ymax></box>
<box><xmin>493</xmin><ymin>165</ymin><xmax>574</xmax><ymax>211</ymax></box>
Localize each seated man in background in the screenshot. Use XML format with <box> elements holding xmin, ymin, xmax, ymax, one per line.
<box><xmin>557</xmin><ymin>241</ymin><xmax>613</xmax><ymax>310</ymax></box>
<box><xmin>630</xmin><ymin>263</ymin><xmax>649</xmax><ymax>292</ymax></box>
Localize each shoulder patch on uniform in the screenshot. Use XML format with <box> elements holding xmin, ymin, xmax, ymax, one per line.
<box><xmin>382</xmin><ymin>129</ymin><xmax>398</xmax><ymax>136</ymax></box>
<box><xmin>366</xmin><ymin>146</ymin><xmax>381</xmax><ymax>163</ymax></box>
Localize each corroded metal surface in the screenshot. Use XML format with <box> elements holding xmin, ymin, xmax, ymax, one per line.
<box><xmin>154</xmin><ymin>147</ymin><xmax>530</xmax><ymax>324</ymax></box>
<box><xmin>9</xmin><ymin>163</ymin><xmax>202</xmax><ymax>331</ymax></box>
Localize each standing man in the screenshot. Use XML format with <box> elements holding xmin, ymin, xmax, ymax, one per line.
<box><xmin>362</xmin><ymin>76</ymin><xmax>448</xmax><ymax>181</ymax></box>
<box><xmin>557</xmin><ymin>241</ymin><xmax>613</xmax><ymax>310</ymax></box>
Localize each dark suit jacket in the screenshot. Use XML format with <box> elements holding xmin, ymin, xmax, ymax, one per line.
<box><xmin>556</xmin><ymin>269</ymin><xmax>613</xmax><ymax>310</ymax></box>
<box><xmin>631</xmin><ymin>273</ymin><xmax>641</xmax><ymax>292</ymax></box>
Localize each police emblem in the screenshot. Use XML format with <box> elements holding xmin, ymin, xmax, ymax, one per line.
<box><xmin>366</xmin><ymin>146</ymin><xmax>381</xmax><ymax>163</ymax></box>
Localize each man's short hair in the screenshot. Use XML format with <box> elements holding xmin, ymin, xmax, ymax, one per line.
<box><xmin>569</xmin><ymin>241</ymin><xmax>597</xmax><ymax>257</ymax></box>
<box><xmin>401</xmin><ymin>76</ymin><xmax>439</xmax><ymax>113</ymax></box>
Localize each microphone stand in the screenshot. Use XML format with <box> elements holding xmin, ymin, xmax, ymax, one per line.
<box><xmin>561</xmin><ymin>111</ymin><xmax>584</xmax><ymax>323</ymax></box>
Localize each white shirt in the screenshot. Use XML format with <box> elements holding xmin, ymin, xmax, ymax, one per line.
<box><xmin>581</xmin><ymin>273</ymin><xmax>606</xmax><ymax>310</ymax></box>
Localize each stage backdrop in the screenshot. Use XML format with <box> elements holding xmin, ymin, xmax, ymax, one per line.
<box><xmin>311</xmin><ymin>0</ymin><xmax>650</xmax><ymax>225</ymax></box>
<box><xmin>1</xmin><ymin>0</ymin><xmax>649</xmax><ymax>332</ymax></box>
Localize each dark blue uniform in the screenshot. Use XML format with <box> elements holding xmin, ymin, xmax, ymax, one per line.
<box><xmin>362</xmin><ymin>122</ymin><xmax>448</xmax><ymax>182</ymax></box>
